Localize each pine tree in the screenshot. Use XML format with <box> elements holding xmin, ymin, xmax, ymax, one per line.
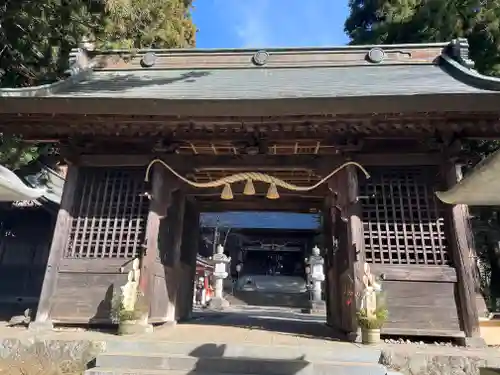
<box><xmin>345</xmin><ymin>0</ymin><xmax>500</xmax><ymax>310</ymax></box>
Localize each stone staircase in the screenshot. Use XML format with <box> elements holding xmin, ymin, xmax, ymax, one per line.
<box><xmin>225</xmin><ymin>291</ymin><xmax>310</xmax><ymax>309</ymax></box>
<box><xmin>85</xmin><ymin>339</ymin><xmax>400</xmax><ymax>375</ymax></box>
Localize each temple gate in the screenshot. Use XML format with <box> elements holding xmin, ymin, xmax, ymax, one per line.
<box><xmin>0</xmin><ymin>38</ymin><xmax>498</xmax><ymax>342</ymax></box>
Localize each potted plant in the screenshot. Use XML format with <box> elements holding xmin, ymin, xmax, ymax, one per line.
<box><xmin>357</xmin><ymin>303</ymin><xmax>388</xmax><ymax>344</ymax></box>
<box><xmin>356</xmin><ymin>264</ymin><xmax>389</xmax><ymax>344</ymax></box>
<box><xmin>111</xmin><ymin>289</ymin><xmax>149</xmax><ymax>335</ymax></box>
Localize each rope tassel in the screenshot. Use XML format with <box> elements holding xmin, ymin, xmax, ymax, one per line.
<box><xmin>221</xmin><ymin>184</ymin><xmax>233</xmax><ymax>200</ymax></box>
<box><xmin>266</xmin><ymin>183</ymin><xmax>279</xmax><ymax>200</ymax></box>
<box><xmin>243</xmin><ymin>179</ymin><xmax>256</xmax><ymax>195</ymax></box>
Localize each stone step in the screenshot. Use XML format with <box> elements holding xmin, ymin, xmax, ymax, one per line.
<box><xmin>86</xmin><ymin>370</ymin><xmax>246</xmax><ymax>375</ymax></box>
<box><xmin>87</xmin><ymin>370</ymin><xmax>394</xmax><ymax>375</ymax></box>
<box><xmin>95</xmin><ymin>353</ymin><xmax>388</xmax><ymax>375</ymax></box>
<box><xmin>104</xmin><ymin>340</ymin><xmax>382</xmax><ymax>363</ymax></box>
<box><xmin>225</xmin><ymin>291</ymin><xmax>310</xmax><ymax>309</ymax></box>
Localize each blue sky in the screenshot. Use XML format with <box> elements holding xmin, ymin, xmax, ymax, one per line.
<box><xmin>191</xmin><ymin>1</ymin><xmax>347</xmax><ymax>229</ymax></box>
<box><xmin>192</xmin><ymin>0</ymin><xmax>349</xmax><ymax>49</ymax></box>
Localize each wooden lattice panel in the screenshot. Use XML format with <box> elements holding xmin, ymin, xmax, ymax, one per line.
<box><xmin>65</xmin><ymin>167</ymin><xmax>149</xmax><ymax>258</ymax></box>
<box><xmin>359</xmin><ymin>167</ymin><xmax>449</xmax><ymax>265</ymax></box>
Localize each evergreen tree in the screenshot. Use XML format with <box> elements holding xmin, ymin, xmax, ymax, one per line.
<box><xmin>0</xmin><ymin>0</ymin><xmax>196</xmax><ymax>169</ymax></box>
<box><xmin>345</xmin><ymin>0</ymin><xmax>500</xmax><ymax>75</ymax></box>
<box><xmin>345</xmin><ymin>0</ymin><xmax>500</xmax><ymax>310</ymax></box>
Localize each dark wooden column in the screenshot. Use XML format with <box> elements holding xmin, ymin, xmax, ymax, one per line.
<box><xmin>163</xmin><ymin>189</ymin><xmax>186</xmax><ymax>322</ymax></box>
<box><xmin>140</xmin><ymin>164</ymin><xmax>171</xmax><ymax>322</ymax></box>
<box><xmin>176</xmin><ymin>199</ymin><xmax>200</xmax><ymax>321</ymax></box>
<box><xmin>443</xmin><ymin>162</ymin><xmax>481</xmax><ymax>340</ymax></box>
<box><xmin>30</xmin><ymin>166</ymin><xmax>79</xmax><ymax>330</ymax></box>
<box><xmin>324</xmin><ymin>165</ymin><xmax>365</xmax><ymax>339</ymax></box>
<box><xmin>322</xmin><ymin>193</ymin><xmax>339</xmax><ymax>329</ymax></box>
<box><xmin>345</xmin><ymin>165</ymin><xmax>366</xmax><ymax>336</ymax></box>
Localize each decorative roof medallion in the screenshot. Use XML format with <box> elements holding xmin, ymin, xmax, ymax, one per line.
<box><xmin>367</xmin><ymin>48</ymin><xmax>385</xmax><ymax>64</ymax></box>
<box><xmin>252</xmin><ymin>50</ymin><xmax>269</xmax><ymax>66</ymax></box>
<box><xmin>141</xmin><ymin>52</ymin><xmax>157</xmax><ymax>68</ymax></box>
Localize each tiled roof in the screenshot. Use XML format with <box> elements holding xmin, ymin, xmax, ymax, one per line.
<box><xmin>51</xmin><ymin>64</ymin><xmax>487</xmax><ymax>100</ymax></box>
<box><xmin>2</xmin><ymin>39</ymin><xmax>500</xmax><ymax>101</ymax></box>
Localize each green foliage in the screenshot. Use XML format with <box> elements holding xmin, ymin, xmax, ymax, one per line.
<box><xmin>345</xmin><ymin>0</ymin><xmax>500</xmax><ymax>309</ymax></box>
<box><xmin>0</xmin><ymin>0</ymin><xmax>195</xmax><ymax>168</ymax></box>
<box><xmin>111</xmin><ymin>289</ymin><xmax>148</xmax><ymax>323</ymax></box>
<box><xmin>345</xmin><ymin>0</ymin><xmax>500</xmax><ymax>75</ymax></box>
<box><xmin>357</xmin><ymin>306</ymin><xmax>389</xmax><ymax>329</ymax></box>
<box><xmin>357</xmin><ymin>288</ymin><xmax>388</xmax><ymax>329</ymax></box>
<box><xmin>101</xmin><ymin>0</ymin><xmax>196</xmax><ymax>49</ymax></box>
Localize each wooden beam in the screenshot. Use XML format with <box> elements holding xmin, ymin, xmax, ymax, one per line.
<box><xmin>443</xmin><ymin>162</ymin><xmax>481</xmax><ymax>339</ymax></box>
<box><xmin>195</xmin><ymin>198</ymin><xmax>322</xmax><ymax>212</ymax></box>
<box><xmin>370</xmin><ymin>265</ymin><xmax>457</xmax><ymax>283</ymax></box>
<box><xmin>33</xmin><ymin>166</ymin><xmax>79</xmax><ymax>326</ymax></box>
<box><xmin>77</xmin><ymin>153</ymin><xmax>443</xmax><ymax>169</ymax></box>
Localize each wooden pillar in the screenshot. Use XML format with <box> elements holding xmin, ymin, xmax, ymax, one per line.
<box><xmin>30</xmin><ymin>166</ymin><xmax>79</xmax><ymax>330</ymax></box>
<box><xmin>322</xmin><ymin>194</ymin><xmax>339</xmax><ymax>329</ymax></box>
<box><xmin>345</xmin><ymin>165</ymin><xmax>366</xmax><ymax>336</ymax></box>
<box><xmin>140</xmin><ymin>164</ymin><xmax>171</xmax><ymax>322</ymax></box>
<box><xmin>176</xmin><ymin>199</ymin><xmax>200</xmax><ymax>321</ymax></box>
<box><xmin>443</xmin><ymin>162</ymin><xmax>481</xmax><ymax>340</ymax></box>
<box><xmin>163</xmin><ymin>189</ymin><xmax>186</xmax><ymax>322</ymax></box>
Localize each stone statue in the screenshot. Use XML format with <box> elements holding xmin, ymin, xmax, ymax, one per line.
<box><xmin>360</xmin><ymin>263</ymin><xmax>381</xmax><ymax>319</ymax></box>
<box><xmin>120</xmin><ymin>258</ymin><xmax>141</xmax><ymax>313</ymax></box>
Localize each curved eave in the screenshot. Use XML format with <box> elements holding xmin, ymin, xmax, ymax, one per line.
<box><xmin>439</xmin><ymin>54</ymin><xmax>500</xmax><ymax>91</ymax></box>
<box><xmin>0</xmin><ymin>165</ymin><xmax>46</xmax><ymax>202</ymax></box>
<box><xmin>436</xmin><ymin>150</ymin><xmax>500</xmax><ymax>206</ymax></box>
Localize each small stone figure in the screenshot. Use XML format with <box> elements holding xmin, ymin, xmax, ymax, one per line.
<box><xmin>120</xmin><ymin>258</ymin><xmax>141</xmax><ymax>313</ymax></box>
<box><xmin>7</xmin><ymin>308</ymin><xmax>31</xmax><ymax>327</ymax></box>
<box><xmin>360</xmin><ymin>263</ymin><xmax>382</xmax><ymax>319</ymax></box>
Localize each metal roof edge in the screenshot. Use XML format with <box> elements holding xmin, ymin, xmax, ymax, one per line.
<box><xmin>82</xmin><ymin>42</ymin><xmax>450</xmax><ymax>56</ymax></box>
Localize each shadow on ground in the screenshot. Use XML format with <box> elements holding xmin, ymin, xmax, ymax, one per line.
<box><xmin>187</xmin><ymin>343</ymin><xmax>310</xmax><ymax>375</ymax></box>
<box><xmin>184</xmin><ymin>308</ymin><xmax>346</xmax><ymax>342</ymax></box>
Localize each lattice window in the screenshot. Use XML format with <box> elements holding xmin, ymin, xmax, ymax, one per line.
<box><xmin>360</xmin><ymin>167</ymin><xmax>449</xmax><ymax>265</ymax></box>
<box><xmin>65</xmin><ymin>167</ymin><xmax>149</xmax><ymax>258</ymax></box>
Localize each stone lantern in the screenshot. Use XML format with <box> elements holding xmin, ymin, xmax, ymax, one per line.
<box><xmin>208</xmin><ymin>244</ymin><xmax>231</xmax><ymax>310</ymax></box>
<box><xmin>304</xmin><ymin>245</ymin><xmax>325</xmax><ymax>313</ymax></box>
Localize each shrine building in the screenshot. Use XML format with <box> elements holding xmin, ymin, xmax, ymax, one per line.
<box><xmin>0</xmin><ymin>38</ymin><xmax>499</xmax><ymax>342</ymax></box>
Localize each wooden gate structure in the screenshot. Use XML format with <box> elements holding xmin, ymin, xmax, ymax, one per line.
<box><xmin>1</xmin><ymin>38</ymin><xmax>500</xmax><ymax>341</ymax></box>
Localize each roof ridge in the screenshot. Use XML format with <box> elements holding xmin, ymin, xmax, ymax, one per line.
<box><xmin>77</xmin><ymin>42</ymin><xmax>450</xmax><ymax>56</ymax></box>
